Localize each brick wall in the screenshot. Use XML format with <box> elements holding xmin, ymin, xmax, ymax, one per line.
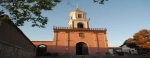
<box><xmin>0</xmin><ymin>19</ymin><xmax>36</xmax><ymax>58</ymax></box>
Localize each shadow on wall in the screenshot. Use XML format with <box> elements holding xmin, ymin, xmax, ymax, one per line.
<box><xmin>36</xmin><ymin>44</ymin><xmax>108</xmax><ymax>56</ymax></box>
<box><xmin>0</xmin><ymin>19</ymin><xmax>36</xmax><ymax>58</ymax></box>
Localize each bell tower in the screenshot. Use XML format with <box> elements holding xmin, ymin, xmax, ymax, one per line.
<box><xmin>68</xmin><ymin>4</ymin><xmax>90</xmax><ymax>28</ymax></box>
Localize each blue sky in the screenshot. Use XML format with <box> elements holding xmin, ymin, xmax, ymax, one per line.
<box><xmin>18</xmin><ymin>0</ymin><xmax>150</xmax><ymax>47</ymax></box>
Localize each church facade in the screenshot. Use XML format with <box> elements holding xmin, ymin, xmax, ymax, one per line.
<box><xmin>32</xmin><ymin>7</ymin><xmax>108</xmax><ymax>55</ymax></box>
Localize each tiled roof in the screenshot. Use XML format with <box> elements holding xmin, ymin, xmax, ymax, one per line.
<box><xmin>73</xmin><ymin>8</ymin><xmax>85</xmax><ymax>13</ymax></box>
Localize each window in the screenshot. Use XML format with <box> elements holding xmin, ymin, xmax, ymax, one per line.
<box><xmin>78</xmin><ymin>14</ymin><xmax>82</xmax><ymax>18</ymax></box>
<box><xmin>79</xmin><ymin>33</ymin><xmax>84</xmax><ymax>37</ymax></box>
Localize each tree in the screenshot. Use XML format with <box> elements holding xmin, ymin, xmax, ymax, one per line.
<box><xmin>123</xmin><ymin>29</ymin><xmax>150</xmax><ymax>54</ymax></box>
<box><xmin>93</xmin><ymin>0</ymin><xmax>108</xmax><ymax>4</ymax></box>
<box><xmin>0</xmin><ymin>0</ymin><xmax>108</xmax><ymax>28</ymax></box>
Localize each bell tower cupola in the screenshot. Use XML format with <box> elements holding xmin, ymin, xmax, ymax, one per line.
<box><xmin>68</xmin><ymin>3</ymin><xmax>90</xmax><ymax>29</ymax></box>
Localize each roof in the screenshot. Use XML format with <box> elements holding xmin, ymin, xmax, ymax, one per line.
<box><xmin>120</xmin><ymin>40</ymin><xmax>128</xmax><ymax>47</ymax></box>
<box><xmin>0</xmin><ymin>18</ymin><xmax>36</xmax><ymax>48</ymax></box>
<box><xmin>32</xmin><ymin>41</ymin><xmax>53</xmax><ymax>42</ymax></box>
<box><xmin>108</xmin><ymin>47</ymin><xmax>122</xmax><ymax>49</ymax></box>
<box><xmin>72</xmin><ymin>8</ymin><xmax>85</xmax><ymax>13</ymax></box>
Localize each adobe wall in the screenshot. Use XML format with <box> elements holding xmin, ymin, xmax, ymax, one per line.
<box><xmin>54</xmin><ymin>31</ymin><xmax>108</xmax><ymax>55</ymax></box>
<box><xmin>0</xmin><ymin>41</ymin><xmax>35</xmax><ymax>58</ymax></box>
<box><xmin>32</xmin><ymin>41</ymin><xmax>54</xmax><ymax>52</ymax></box>
<box><xmin>97</xmin><ymin>32</ymin><xmax>108</xmax><ymax>53</ymax></box>
<box><xmin>0</xmin><ymin>20</ymin><xmax>36</xmax><ymax>58</ymax></box>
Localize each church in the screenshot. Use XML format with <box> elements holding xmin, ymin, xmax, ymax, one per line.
<box><xmin>32</xmin><ymin>6</ymin><xmax>108</xmax><ymax>55</ymax></box>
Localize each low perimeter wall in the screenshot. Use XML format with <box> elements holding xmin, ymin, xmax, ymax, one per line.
<box><xmin>0</xmin><ymin>40</ymin><xmax>35</xmax><ymax>58</ymax></box>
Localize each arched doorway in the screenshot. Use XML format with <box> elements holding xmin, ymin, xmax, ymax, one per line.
<box><xmin>76</xmin><ymin>42</ymin><xmax>89</xmax><ymax>55</ymax></box>
<box><xmin>77</xmin><ymin>23</ymin><xmax>84</xmax><ymax>28</ymax></box>
<box><xmin>36</xmin><ymin>44</ymin><xmax>47</xmax><ymax>56</ymax></box>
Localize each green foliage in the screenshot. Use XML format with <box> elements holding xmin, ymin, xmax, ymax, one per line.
<box><xmin>93</xmin><ymin>0</ymin><xmax>108</xmax><ymax>4</ymax></box>
<box><xmin>0</xmin><ymin>0</ymin><xmax>107</xmax><ymax>28</ymax></box>
<box><xmin>0</xmin><ymin>14</ymin><xmax>10</xmax><ymax>20</ymax></box>
<box><xmin>123</xmin><ymin>29</ymin><xmax>150</xmax><ymax>49</ymax></box>
<box><xmin>0</xmin><ymin>0</ymin><xmax>61</xmax><ymax>28</ymax></box>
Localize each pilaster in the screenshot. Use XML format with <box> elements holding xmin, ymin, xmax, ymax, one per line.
<box><xmin>53</xmin><ymin>32</ymin><xmax>58</xmax><ymax>52</ymax></box>
<box><xmin>94</xmin><ymin>32</ymin><xmax>99</xmax><ymax>53</ymax></box>
<box><xmin>65</xmin><ymin>32</ymin><xmax>69</xmax><ymax>52</ymax></box>
<box><xmin>104</xmin><ymin>34</ymin><xmax>108</xmax><ymax>52</ymax></box>
<box><xmin>72</xmin><ymin>21</ymin><xmax>74</xmax><ymax>28</ymax></box>
<box><xmin>87</xmin><ymin>22</ymin><xmax>89</xmax><ymax>28</ymax></box>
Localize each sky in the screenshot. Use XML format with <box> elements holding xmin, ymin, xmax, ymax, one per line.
<box><xmin>17</xmin><ymin>0</ymin><xmax>150</xmax><ymax>47</ymax></box>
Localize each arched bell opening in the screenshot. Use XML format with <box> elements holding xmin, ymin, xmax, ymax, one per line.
<box><xmin>77</xmin><ymin>22</ymin><xmax>84</xmax><ymax>28</ymax></box>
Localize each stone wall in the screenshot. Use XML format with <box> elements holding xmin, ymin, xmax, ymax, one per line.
<box><xmin>0</xmin><ymin>40</ymin><xmax>35</xmax><ymax>58</ymax></box>
<box><xmin>0</xmin><ymin>19</ymin><xmax>36</xmax><ymax>57</ymax></box>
